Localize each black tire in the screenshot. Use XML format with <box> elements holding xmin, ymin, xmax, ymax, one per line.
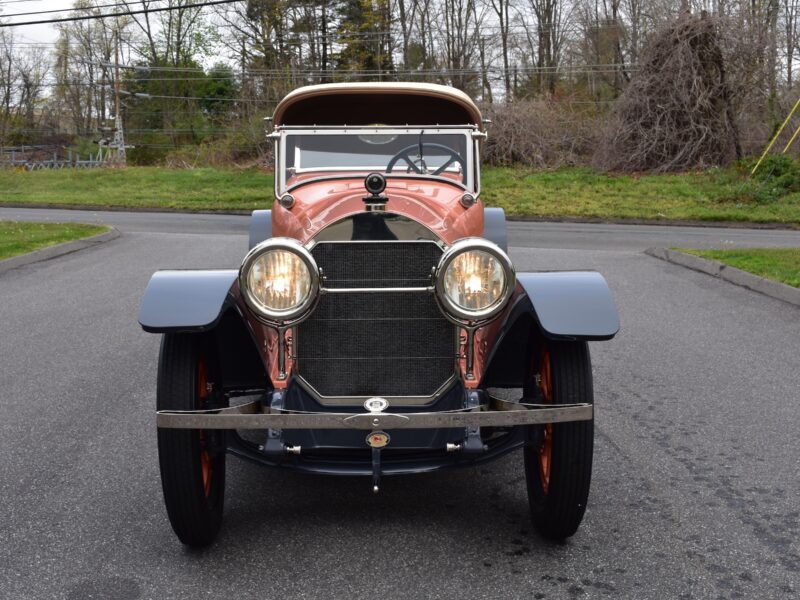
<box><xmin>523</xmin><ymin>340</ymin><xmax>594</xmax><ymax>540</ymax></box>
<box><xmin>157</xmin><ymin>333</ymin><xmax>226</xmax><ymax>547</ymax></box>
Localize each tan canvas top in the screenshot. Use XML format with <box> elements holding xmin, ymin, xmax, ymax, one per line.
<box><xmin>272</xmin><ymin>82</ymin><xmax>482</xmax><ymax>127</ymax></box>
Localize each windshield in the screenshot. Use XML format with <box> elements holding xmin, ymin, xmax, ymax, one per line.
<box><xmin>280</xmin><ymin>129</ymin><xmax>473</xmax><ymax>191</ymax></box>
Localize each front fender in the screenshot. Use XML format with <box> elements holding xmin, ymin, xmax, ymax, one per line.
<box><xmin>483</xmin><ymin>207</ymin><xmax>507</xmax><ymax>252</ymax></box>
<box><xmin>518</xmin><ymin>271</ymin><xmax>619</xmax><ymax>340</ymax></box>
<box><xmin>138</xmin><ymin>270</ymin><xmax>238</xmax><ymax>333</ymax></box>
<box><xmin>481</xmin><ymin>271</ymin><xmax>619</xmax><ymax>387</ymax></box>
<box><xmin>249</xmin><ymin>209</ymin><xmax>272</xmax><ymax>250</ymax></box>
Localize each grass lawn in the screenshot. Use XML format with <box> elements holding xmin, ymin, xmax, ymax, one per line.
<box><xmin>679</xmin><ymin>248</ymin><xmax>800</xmax><ymax>288</ymax></box>
<box><xmin>1</xmin><ymin>165</ymin><xmax>800</xmax><ymax>226</ymax></box>
<box><xmin>0</xmin><ymin>167</ymin><xmax>273</xmax><ymax>211</ymax></box>
<box><xmin>481</xmin><ymin>167</ymin><xmax>800</xmax><ymax>225</ymax></box>
<box><xmin>0</xmin><ymin>221</ymin><xmax>109</xmax><ymax>261</ymax></box>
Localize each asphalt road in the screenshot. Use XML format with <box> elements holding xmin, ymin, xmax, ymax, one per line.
<box><xmin>1</xmin><ymin>208</ymin><xmax>799</xmax><ymax>599</ymax></box>
<box><xmin>3</xmin><ymin>205</ymin><xmax>800</xmax><ymax>250</ymax></box>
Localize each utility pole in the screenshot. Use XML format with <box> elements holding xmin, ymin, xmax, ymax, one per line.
<box><xmin>111</xmin><ymin>24</ymin><xmax>128</xmax><ymax>164</ymax></box>
<box><xmin>97</xmin><ymin>19</ymin><xmax>133</xmax><ymax>165</ymax></box>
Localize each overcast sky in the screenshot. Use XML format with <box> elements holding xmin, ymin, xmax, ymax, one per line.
<box><xmin>3</xmin><ymin>0</ymin><xmax>234</xmax><ymax>71</ymax></box>
<box><xmin>2</xmin><ymin>0</ymin><xmax>65</xmax><ymax>46</ymax></box>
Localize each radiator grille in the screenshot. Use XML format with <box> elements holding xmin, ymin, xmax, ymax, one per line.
<box><xmin>298</xmin><ymin>241</ymin><xmax>455</xmax><ymax>399</ymax></box>
<box><xmin>312</xmin><ymin>241</ymin><xmax>442</xmax><ymax>289</ymax></box>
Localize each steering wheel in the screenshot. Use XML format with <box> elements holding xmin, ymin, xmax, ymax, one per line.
<box><xmin>386</xmin><ymin>143</ymin><xmax>467</xmax><ymax>178</ymax></box>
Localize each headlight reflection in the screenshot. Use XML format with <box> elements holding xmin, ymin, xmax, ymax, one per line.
<box><xmin>436</xmin><ymin>239</ymin><xmax>515</xmax><ymax>322</ymax></box>
<box><xmin>240</xmin><ymin>238</ymin><xmax>319</xmax><ymax>324</ymax></box>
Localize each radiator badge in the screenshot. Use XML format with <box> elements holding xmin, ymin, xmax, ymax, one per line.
<box><xmin>366</xmin><ymin>431</ymin><xmax>390</xmax><ymax>449</ymax></box>
<box><xmin>364</xmin><ymin>397</ymin><xmax>389</xmax><ymax>413</ymax></box>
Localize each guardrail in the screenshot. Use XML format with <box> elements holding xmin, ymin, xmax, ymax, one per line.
<box><xmin>0</xmin><ymin>148</ymin><xmax>105</xmax><ymax>170</ymax></box>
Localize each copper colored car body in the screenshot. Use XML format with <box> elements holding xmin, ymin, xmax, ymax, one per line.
<box><xmin>139</xmin><ymin>83</ymin><xmax>620</xmax><ymax>547</ymax></box>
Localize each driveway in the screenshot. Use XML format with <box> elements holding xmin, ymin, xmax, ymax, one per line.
<box><xmin>1</xmin><ymin>208</ymin><xmax>798</xmax><ymax>599</ymax></box>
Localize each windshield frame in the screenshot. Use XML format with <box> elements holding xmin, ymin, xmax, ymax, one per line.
<box><xmin>273</xmin><ymin>125</ymin><xmax>480</xmax><ymax>197</ymax></box>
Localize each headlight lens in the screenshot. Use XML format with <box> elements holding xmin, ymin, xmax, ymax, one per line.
<box><xmin>436</xmin><ymin>239</ymin><xmax>514</xmax><ymax>321</ymax></box>
<box><xmin>443</xmin><ymin>250</ymin><xmax>506</xmax><ymax>311</ymax></box>
<box><xmin>240</xmin><ymin>239</ymin><xmax>318</xmax><ymax>323</ymax></box>
<box><xmin>248</xmin><ymin>250</ymin><xmax>311</xmax><ymax>310</ymax></box>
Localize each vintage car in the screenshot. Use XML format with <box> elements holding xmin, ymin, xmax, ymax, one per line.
<box><xmin>138</xmin><ymin>83</ymin><xmax>619</xmax><ymax>547</ymax></box>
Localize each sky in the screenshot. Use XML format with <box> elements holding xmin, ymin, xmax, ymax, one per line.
<box><xmin>3</xmin><ymin>0</ymin><xmax>231</xmax><ymax>70</ymax></box>
<box><xmin>2</xmin><ymin>0</ymin><xmax>65</xmax><ymax>47</ymax></box>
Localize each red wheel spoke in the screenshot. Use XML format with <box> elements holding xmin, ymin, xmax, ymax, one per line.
<box><xmin>197</xmin><ymin>355</ymin><xmax>213</xmax><ymax>498</ymax></box>
<box><xmin>538</xmin><ymin>347</ymin><xmax>553</xmax><ymax>494</ymax></box>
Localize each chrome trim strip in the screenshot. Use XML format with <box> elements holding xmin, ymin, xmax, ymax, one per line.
<box><xmin>293</xmin><ymin>374</ymin><xmax>458</xmax><ymax>407</ymax></box>
<box><xmin>321</xmin><ymin>286</ymin><xmax>434</xmax><ymax>294</ymax></box>
<box><xmin>308</xmin><ymin>237</ymin><xmax>446</xmax><ymax>251</ymax></box>
<box><xmin>286</xmin><ymin>173</ymin><xmax>469</xmax><ymax>195</ymax></box>
<box><xmin>276</xmin><ymin>125</ymin><xmax>479</xmax><ymax>130</ymax></box>
<box><xmin>309</xmin><ymin>239</ymin><xmax>445</xmax><ymax>244</ymax></box>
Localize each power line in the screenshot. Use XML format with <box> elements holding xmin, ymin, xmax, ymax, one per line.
<box><xmin>83</xmin><ymin>58</ymin><xmax>637</xmax><ymax>75</ymax></box>
<box><xmin>125</xmin><ymin>92</ymin><xmax>255</xmax><ymax>102</ymax></box>
<box><xmin>0</xmin><ymin>0</ymin><xmax>241</xmax><ymax>28</ymax></box>
<box><xmin>43</xmin><ymin>65</ymin><xmax>638</xmax><ymax>85</ymax></box>
<box><xmin>0</xmin><ymin>0</ymin><xmax>169</xmax><ymax>18</ymax></box>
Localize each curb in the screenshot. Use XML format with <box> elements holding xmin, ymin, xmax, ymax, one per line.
<box><xmin>504</xmin><ymin>214</ymin><xmax>799</xmax><ymax>230</ymax></box>
<box><xmin>0</xmin><ymin>227</ymin><xmax>121</xmax><ymax>275</ymax></box>
<box><xmin>645</xmin><ymin>247</ymin><xmax>800</xmax><ymax>308</ymax></box>
<box><xmin>0</xmin><ymin>202</ymin><xmax>253</xmax><ymax>216</ymax></box>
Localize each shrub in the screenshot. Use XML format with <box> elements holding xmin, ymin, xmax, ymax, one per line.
<box><xmin>729</xmin><ymin>155</ymin><xmax>800</xmax><ymax>203</ymax></box>
<box><xmin>595</xmin><ymin>15</ymin><xmax>741</xmax><ymax>172</ymax></box>
<box><xmin>482</xmin><ymin>100</ymin><xmax>600</xmax><ymax>168</ymax></box>
<box><xmin>163</xmin><ymin>117</ymin><xmax>272</xmax><ymax>168</ymax></box>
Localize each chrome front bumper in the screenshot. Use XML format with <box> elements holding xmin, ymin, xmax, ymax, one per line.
<box><xmin>156</xmin><ymin>397</ymin><xmax>592</xmax><ymax>430</ymax></box>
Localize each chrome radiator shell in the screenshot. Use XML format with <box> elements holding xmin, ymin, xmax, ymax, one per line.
<box><xmin>296</xmin><ymin>240</ymin><xmax>457</xmax><ymax>405</ymax></box>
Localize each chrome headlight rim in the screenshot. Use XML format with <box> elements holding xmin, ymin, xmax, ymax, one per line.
<box><xmin>435</xmin><ymin>238</ymin><xmax>516</xmax><ymax>323</ymax></box>
<box><xmin>239</xmin><ymin>237</ymin><xmax>319</xmax><ymax>325</ymax></box>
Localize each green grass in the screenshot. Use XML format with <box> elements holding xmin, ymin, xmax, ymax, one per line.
<box><xmin>0</xmin><ymin>221</ymin><xmax>109</xmax><ymax>261</ymax></box>
<box><xmin>481</xmin><ymin>167</ymin><xmax>800</xmax><ymax>225</ymax></box>
<box><xmin>2</xmin><ymin>165</ymin><xmax>800</xmax><ymax>225</ymax></box>
<box><xmin>679</xmin><ymin>248</ymin><xmax>800</xmax><ymax>288</ymax></box>
<box><xmin>0</xmin><ymin>167</ymin><xmax>273</xmax><ymax>211</ymax></box>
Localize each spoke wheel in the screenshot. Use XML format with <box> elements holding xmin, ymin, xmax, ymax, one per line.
<box><xmin>523</xmin><ymin>340</ymin><xmax>594</xmax><ymax>540</ymax></box>
<box><xmin>537</xmin><ymin>348</ymin><xmax>553</xmax><ymax>494</ymax></box>
<box><xmin>197</xmin><ymin>356</ymin><xmax>213</xmax><ymax>498</ymax></box>
<box><xmin>157</xmin><ymin>333</ymin><xmax>226</xmax><ymax>547</ymax></box>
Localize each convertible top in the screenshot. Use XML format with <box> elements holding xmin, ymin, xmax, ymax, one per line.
<box><xmin>272</xmin><ymin>82</ymin><xmax>483</xmax><ymax>128</ymax></box>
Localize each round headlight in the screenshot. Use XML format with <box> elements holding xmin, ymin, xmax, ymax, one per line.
<box><xmin>436</xmin><ymin>239</ymin><xmax>515</xmax><ymax>322</ymax></box>
<box><xmin>239</xmin><ymin>238</ymin><xmax>319</xmax><ymax>323</ymax></box>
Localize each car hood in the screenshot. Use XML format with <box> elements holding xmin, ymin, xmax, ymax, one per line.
<box><xmin>271</xmin><ymin>177</ymin><xmax>483</xmax><ymax>245</ymax></box>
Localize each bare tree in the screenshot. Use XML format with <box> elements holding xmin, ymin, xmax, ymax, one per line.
<box><xmin>520</xmin><ymin>0</ymin><xmax>569</xmax><ymax>94</ymax></box>
<box><xmin>438</xmin><ymin>0</ymin><xmax>483</xmax><ymax>92</ymax></box>
<box><xmin>12</xmin><ymin>46</ymin><xmax>50</xmax><ymax>132</ymax></box>
<box><xmin>486</xmin><ymin>0</ymin><xmax>514</xmax><ymax>98</ymax></box>
<box><xmin>52</xmin><ymin>5</ymin><xmax>120</xmax><ymax>135</ymax></box>
<box><xmin>0</xmin><ymin>29</ymin><xmax>16</xmax><ymax>141</ymax></box>
<box><xmin>782</xmin><ymin>0</ymin><xmax>800</xmax><ymax>86</ymax></box>
<box><xmin>397</xmin><ymin>0</ymin><xmax>420</xmax><ymax>67</ymax></box>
